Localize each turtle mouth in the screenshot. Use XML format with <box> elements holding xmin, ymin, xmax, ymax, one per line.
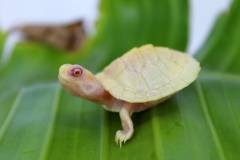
<box><xmin>58</xmin><ymin>74</ymin><xmax>70</xmax><ymax>86</ymax></box>
<box><xmin>58</xmin><ymin>64</ymin><xmax>73</xmax><ymax>84</ymax></box>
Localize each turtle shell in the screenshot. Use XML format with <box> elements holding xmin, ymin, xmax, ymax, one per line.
<box><xmin>96</xmin><ymin>44</ymin><xmax>200</xmax><ymax>103</ymax></box>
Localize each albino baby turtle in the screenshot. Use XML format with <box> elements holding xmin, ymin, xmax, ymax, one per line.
<box><xmin>58</xmin><ymin>44</ymin><xmax>200</xmax><ymax>146</ymax></box>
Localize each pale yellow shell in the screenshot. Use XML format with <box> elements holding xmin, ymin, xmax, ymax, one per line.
<box><xmin>96</xmin><ymin>44</ymin><xmax>200</xmax><ymax>103</ymax></box>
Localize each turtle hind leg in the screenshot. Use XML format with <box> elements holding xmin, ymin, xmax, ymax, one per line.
<box><xmin>115</xmin><ymin>108</ymin><xmax>134</xmax><ymax>147</ymax></box>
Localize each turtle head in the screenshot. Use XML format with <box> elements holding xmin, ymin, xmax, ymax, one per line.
<box><xmin>58</xmin><ymin>64</ymin><xmax>104</xmax><ymax>99</ymax></box>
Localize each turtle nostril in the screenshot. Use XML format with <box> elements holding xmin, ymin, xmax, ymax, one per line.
<box><xmin>70</xmin><ymin>67</ymin><xmax>83</xmax><ymax>77</ymax></box>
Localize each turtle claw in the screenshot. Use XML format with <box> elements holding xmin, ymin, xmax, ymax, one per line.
<box><xmin>115</xmin><ymin>130</ymin><xmax>130</xmax><ymax>147</ymax></box>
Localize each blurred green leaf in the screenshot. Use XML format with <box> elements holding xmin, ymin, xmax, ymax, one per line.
<box><xmin>0</xmin><ymin>32</ymin><xmax>7</xmax><ymax>59</ymax></box>
<box><xmin>196</xmin><ymin>0</ymin><xmax>240</xmax><ymax>74</ymax></box>
<box><xmin>0</xmin><ymin>0</ymin><xmax>240</xmax><ymax>160</ymax></box>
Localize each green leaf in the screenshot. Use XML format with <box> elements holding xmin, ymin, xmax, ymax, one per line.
<box><xmin>196</xmin><ymin>0</ymin><xmax>240</xmax><ymax>74</ymax></box>
<box><xmin>1</xmin><ymin>0</ymin><xmax>240</xmax><ymax>160</ymax></box>
<box><xmin>0</xmin><ymin>32</ymin><xmax>7</xmax><ymax>59</ymax></box>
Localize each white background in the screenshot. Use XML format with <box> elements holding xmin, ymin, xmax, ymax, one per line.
<box><xmin>0</xmin><ymin>0</ymin><xmax>231</xmax><ymax>53</ymax></box>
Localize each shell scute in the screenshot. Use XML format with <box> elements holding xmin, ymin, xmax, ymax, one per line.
<box><xmin>96</xmin><ymin>44</ymin><xmax>200</xmax><ymax>103</ymax></box>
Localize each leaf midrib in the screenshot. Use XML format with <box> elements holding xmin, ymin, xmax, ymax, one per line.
<box><xmin>195</xmin><ymin>81</ymin><xmax>226</xmax><ymax>160</ymax></box>
<box><xmin>38</xmin><ymin>85</ymin><xmax>61</xmax><ymax>160</ymax></box>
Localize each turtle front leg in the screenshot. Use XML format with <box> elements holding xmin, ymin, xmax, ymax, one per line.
<box><xmin>115</xmin><ymin>108</ymin><xmax>134</xmax><ymax>147</ymax></box>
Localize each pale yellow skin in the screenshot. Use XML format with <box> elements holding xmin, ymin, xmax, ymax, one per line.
<box><xmin>58</xmin><ymin>44</ymin><xmax>200</xmax><ymax>147</ymax></box>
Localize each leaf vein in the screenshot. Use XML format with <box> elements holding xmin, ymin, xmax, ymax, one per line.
<box><xmin>151</xmin><ymin>108</ymin><xmax>164</xmax><ymax>160</ymax></box>
<box><xmin>39</xmin><ymin>85</ymin><xmax>62</xmax><ymax>160</ymax></box>
<box><xmin>195</xmin><ymin>81</ymin><xmax>226</xmax><ymax>160</ymax></box>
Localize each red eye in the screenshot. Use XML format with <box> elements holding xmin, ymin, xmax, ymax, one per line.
<box><xmin>70</xmin><ymin>67</ymin><xmax>83</xmax><ymax>77</ymax></box>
